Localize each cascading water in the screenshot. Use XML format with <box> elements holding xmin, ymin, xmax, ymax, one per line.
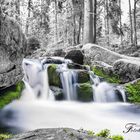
<box><xmin>21</xmin><ymin>57</ymin><xmax>126</xmax><ymax>102</ymax></box>
<box><xmin>1</xmin><ymin>57</ymin><xmax>140</xmax><ymax>140</ymax></box>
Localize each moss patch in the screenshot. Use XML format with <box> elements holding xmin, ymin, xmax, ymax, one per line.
<box><xmin>0</xmin><ymin>134</ymin><xmax>12</xmax><ymax>140</ymax></box>
<box><xmin>77</xmin><ymin>70</ymin><xmax>90</xmax><ymax>83</ymax></box>
<box><xmin>125</xmin><ymin>80</ymin><xmax>140</xmax><ymax>103</ymax></box>
<box><xmin>48</xmin><ymin>64</ymin><xmax>62</xmax><ymax>88</ymax></box>
<box><xmin>77</xmin><ymin>83</ymin><xmax>93</xmax><ymax>102</ymax></box>
<box><xmin>92</xmin><ymin>66</ymin><xmax>121</xmax><ymax>84</ymax></box>
<box><xmin>0</xmin><ymin>82</ymin><xmax>24</xmax><ymax>109</ymax></box>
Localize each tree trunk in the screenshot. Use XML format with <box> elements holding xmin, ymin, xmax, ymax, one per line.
<box><xmin>83</xmin><ymin>0</ymin><xmax>96</xmax><ymax>44</ymax></box>
<box><xmin>134</xmin><ymin>0</ymin><xmax>138</xmax><ymax>46</ymax></box>
<box><xmin>106</xmin><ymin>0</ymin><xmax>110</xmax><ymax>46</ymax></box>
<box><xmin>129</xmin><ymin>0</ymin><xmax>133</xmax><ymax>44</ymax></box>
<box><xmin>119</xmin><ymin>0</ymin><xmax>122</xmax><ymax>44</ymax></box>
<box><xmin>15</xmin><ymin>0</ymin><xmax>20</xmax><ymax>22</ymax></box>
<box><xmin>77</xmin><ymin>11</ymin><xmax>82</xmax><ymax>44</ymax></box>
<box><xmin>25</xmin><ymin>0</ymin><xmax>31</xmax><ymax>36</ymax></box>
<box><xmin>55</xmin><ymin>0</ymin><xmax>58</xmax><ymax>43</ymax></box>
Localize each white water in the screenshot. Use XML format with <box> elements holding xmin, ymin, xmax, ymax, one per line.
<box><xmin>0</xmin><ymin>57</ymin><xmax>140</xmax><ymax>140</ymax></box>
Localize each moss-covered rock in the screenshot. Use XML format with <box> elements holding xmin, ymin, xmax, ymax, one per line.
<box><xmin>92</xmin><ymin>66</ymin><xmax>121</xmax><ymax>84</ymax></box>
<box><xmin>77</xmin><ymin>83</ymin><xmax>93</xmax><ymax>102</ymax></box>
<box><xmin>77</xmin><ymin>70</ymin><xmax>90</xmax><ymax>83</ymax></box>
<box><xmin>48</xmin><ymin>64</ymin><xmax>62</xmax><ymax>88</ymax></box>
<box><xmin>0</xmin><ymin>81</ymin><xmax>24</xmax><ymax>109</ymax></box>
<box><xmin>125</xmin><ymin>80</ymin><xmax>140</xmax><ymax>103</ymax></box>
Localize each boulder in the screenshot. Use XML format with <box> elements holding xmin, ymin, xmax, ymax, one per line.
<box><xmin>113</xmin><ymin>59</ymin><xmax>140</xmax><ymax>83</ymax></box>
<box><xmin>65</xmin><ymin>50</ymin><xmax>84</xmax><ymax>65</ymax></box>
<box><xmin>0</xmin><ymin>13</ymin><xmax>39</xmax><ymax>89</ymax></box>
<box><xmin>9</xmin><ymin>128</ymin><xmax>109</xmax><ymax>140</ymax></box>
<box><xmin>82</xmin><ymin>43</ymin><xmax>140</xmax><ymax>65</ymax></box>
<box><xmin>76</xmin><ymin>83</ymin><xmax>93</xmax><ymax>102</ymax></box>
<box><xmin>48</xmin><ymin>64</ymin><xmax>62</xmax><ymax>88</ymax></box>
<box><xmin>77</xmin><ymin>70</ymin><xmax>90</xmax><ymax>83</ymax></box>
<box><xmin>0</xmin><ymin>13</ymin><xmax>27</xmax><ymax>88</ymax></box>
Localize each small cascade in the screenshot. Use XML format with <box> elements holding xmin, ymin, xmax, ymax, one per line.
<box><xmin>22</xmin><ymin>57</ymin><xmax>126</xmax><ymax>103</ymax></box>
<box><xmin>60</xmin><ymin>68</ymin><xmax>78</xmax><ymax>100</ymax></box>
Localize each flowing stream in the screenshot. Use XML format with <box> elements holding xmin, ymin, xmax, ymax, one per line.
<box><xmin>0</xmin><ymin>57</ymin><xmax>140</xmax><ymax>140</ymax></box>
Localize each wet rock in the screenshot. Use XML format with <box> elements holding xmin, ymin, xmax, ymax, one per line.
<box><xmin>9</xmin><ymin>128</ymin><xmax>109</xmax><ymax>140</ymax></box>
<box><xmin>65</xmin><ymin>50</ymin><xmax>84</xmax><ymax>65</ymax></box>
<box><xmin>77</xmin><ymin>70</ymin><xmax>90</xmax><ymax>83</ymax></box>
<box><xmin>48</xmin><ymin>64</ymin><xmax>62</xmax><ymax>88</ymax></box>
<box><xmin>50</xmin><ymin>86</ymin><xmax>64</xmax><ymax>100</ymax></box>
<box><xmin>67</xmin><ymin>63</ymin><xmax>87</xmax><ymax>70</ymax></box>
<box><xmin>76</xmin><ymin>83</ymin><xmax>93</xmax><ymax>102</ymax></box>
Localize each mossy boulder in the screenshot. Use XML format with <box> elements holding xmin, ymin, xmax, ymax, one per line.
<box><xmin>92</xmin><ymin>66</ymin><xmax>121</xmax><ymax>84</ymax></box>
<box><xmin>77</xmin><ymin>83</ymin><xmax>93</xmax><ymax>102</ymax></box>
<box><xmin>48</xmin><ymin>64</ymin><xmax>62</xmax><ymax>88</ymax></box>
<box><xmin>77</xmin><ymin>70</ymin><xmax>90</xmax><ymax>83</ymax></box>
<box><xmin>125</xmin><ymin>79</ymin><xmax>140</xmax><ymax>103</ymax></box>
<box><xmin>0</xmin><ymin>81</ymin><xmax>24</xmax><ymax>109</ymax></box>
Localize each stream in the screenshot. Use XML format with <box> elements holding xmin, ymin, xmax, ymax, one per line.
<box><xmin>0</xmin><ymin>57</ymin><xmax>140</xmax><ymax>140</ymax></box>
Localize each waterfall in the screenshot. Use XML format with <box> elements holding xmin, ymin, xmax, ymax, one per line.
<box><xmin>22</xmin><ymin>57</ymin><xmax>126</xmax><ymax>103</ymax></box>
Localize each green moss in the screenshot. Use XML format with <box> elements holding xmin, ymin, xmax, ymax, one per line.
<box><xmin>125</xmin><ymin>80</ymin><xmax>140</xmax><ymax>103</ymax></box>
<box><xmin>96</xmin><ymin>129</ymin><xmax>110</xmax><ymax>138</ymax></box>
<box><xmin>0</xmin><ymin>134</ymin><xmax>12</xmax><ymax>140</ymax></box>
<box><xmin>92</xmin><ymin>66</ymin><xmax>121</xmax><ymax>84</ymax></box>
<box><xmin>87</xmin><ymin>130</ymin><xmax>95</xmax><ymax>137</ymax></box>
<box><xmin>48</xmin><ymin>64</ymin><xmax>62</xmax><ymax>88</ymax></box>
<box><xmin>77</xmin><ymin>83</ymin><xmax>93</xmax><ymax>102</ymax></box>
<box><xmin>77</xmin><ymin>71</ymin><xmax>90</xmax><ymax>83</ymax></box>
<box><xmin>110</xmin><ymin>135</ymin><xmax>124</xmax><ymax>140</ymax></box>
<box><xmin>0</xmin><ymin>82</ymin><xmax>24</xmax><ymax>109</ymax></box>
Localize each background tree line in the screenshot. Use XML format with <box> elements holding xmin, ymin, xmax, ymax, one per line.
<box><xmin>1</xmin><ymin>0</ymin><xmax>140</xmax><ymax>49</ymax></box>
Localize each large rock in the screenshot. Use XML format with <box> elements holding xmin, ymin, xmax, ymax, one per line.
<box><xmin>82</xmin><ymin>43</ymin><xmax>140</xmax><ymax>65</ymax></box>
<box><xmin>65</xmin><ymin>50</ymin><xmax>84</xmax><ymax>65</ymax></box>
<box><xmin>76</xmin><ymin>83</ymin><xmax>93</xmax><ymax>102</ymax></box>
<box><xmin>113</xmin><ymin>59</ymin><xmax>140</xmax><ymax>83</ymax></box>
<box><xmin>0</xmin><ymin>13</ymin><xmax>27</xmax><ymax>89</ymax></box>
<box><xmin>0</xmin><ymin>13</ymin><xmax>37</xmax><ymax>89</ymax></box>
<box><xmin>9</xmin><ymin>128</ymin><xmax>109</xmax><ymax>140</ymax></box>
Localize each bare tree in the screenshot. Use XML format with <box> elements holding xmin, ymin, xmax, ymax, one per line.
<box><xmin>83</xmin><ymin>0</ymin><xmax>97</xmax><ymax>44</ymax></box>
<box><xmin>134</xmin><ymin>0</ymin><xmax>138</xmax><ymax>46</ymax></box>
<box><xmin>129</xmin><ymin>0</ymin><xmax>133</xmax><ymax>44</ymax></box>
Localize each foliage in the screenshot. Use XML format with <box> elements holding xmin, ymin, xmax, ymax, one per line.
<box><xmin>92</xmin><ymin>66</ymin><xmax>121</xmax><ymax>84</ymax></box>
<box><xmin>96</xmin><ymin>129</ymin><xmax>124</xmax><ymax>140</ymax></box>
<box><xmin>125</xmin><ymin>80</ymin><xmax>140</xmax><ymax>103</ymax></box>
<box><xmin>0</xmin><ymin>134</ymin><xmax>12</xmax><ymax>140</ymax></box>
<box><xmin>96</xmin><ymin>129</ymin><xmax>110</xmax><ymax>138</ymax></box>
<box><xmin>0</xmin><ymin>82</ymin><xmax>24</xmax><ymax>109</ymax></box>
<box><xmin>87</xmin><ymin>130</ymin><xmax>95</xmax><ymax>137</ymax></box>
<box><xmin>110</xmin><ymin>135</ymin><xmax>124</xmax><ymax>140</ymax></box>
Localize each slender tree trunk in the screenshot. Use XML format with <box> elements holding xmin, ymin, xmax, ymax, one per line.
<box><xmin>55</xmin><ymin>0</ymin><xmax>58</xmax><ymax>43</ymax></box>
<box><xmin>134</xmin><ymin>0</ymin><xmax>137</xmax><ymax>46</ymax></box>
<box><xmin>106</xmin><ymin>0</ymin><xmax>110</xmax><ymax>46</ymax></box>
<box><xmin>77</xmin><ymin>11</ymin><xmax>82</xmax><ymax>44</ymax></box>
<box><xmin>25</xmin><ymin>0</ymin><xmax>31</xmax><ymax>36</ymax></box>
<box><xmin>15</xmin><ymin>0</ymin><xmax>20</xmax><ymax>22</ymax></box>
<box><xmin>83</xmin><ymin>0</ymin><xmax>96</xmax><ymax>44</ymax></box>
<box><xmin>129</xmin><ymin>0</ymin><xmax>133</xmax><ymax>44</ymax></box>
<box><xmin>119</xmin><ymin>0</ymin><xmax>122</xmax><ymax>43</ymax></box>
